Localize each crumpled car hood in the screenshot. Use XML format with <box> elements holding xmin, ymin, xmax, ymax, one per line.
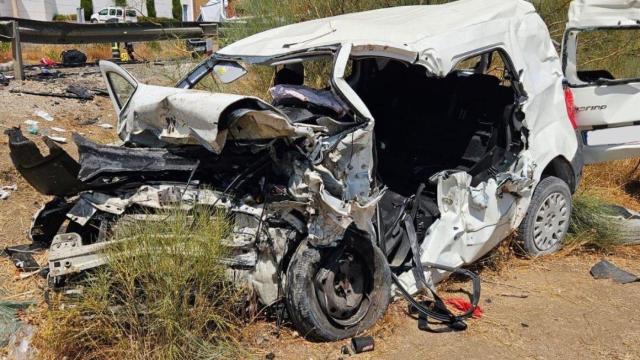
<box><xmin>119</xmin><ymin>84</ymin><xmax>318</xmax><ymax>153</ymax></box>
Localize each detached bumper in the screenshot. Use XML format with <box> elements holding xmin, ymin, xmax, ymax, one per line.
<box><xmin>5</xmin><ymin>128</ymin><xmax>84</xmax><ymax>196</ymax></box>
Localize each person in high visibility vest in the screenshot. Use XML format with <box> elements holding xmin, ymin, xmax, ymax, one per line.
<box><xmin>111</xmin><ymin>42</ymin><xmax>120</xmax><ymax>60</ymax></box>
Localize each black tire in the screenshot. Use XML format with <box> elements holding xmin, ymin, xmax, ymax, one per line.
<box><xmin>91</xmin><ymin>19</ymin><xmax>98</xmax><ymax>23</ymax></box>
<box><xmin>285</xmin><ymin>233</ymin><xmax>391</xmax><ymax>341</ymax></box>
<box><xmin>518</xmin><ymin>176</ymin><xmax>573</xmax><ymax>256</ymax></box>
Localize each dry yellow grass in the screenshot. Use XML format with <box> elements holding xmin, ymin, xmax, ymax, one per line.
<box><xmin>0</xmin><ymin>41</ymin><xmax>194</xmax><ymax>65</ymax></box>
<box><xmin>580</xmin><ymin>158</ymin><xmax>640</xmax><ymax>211</ymax></box>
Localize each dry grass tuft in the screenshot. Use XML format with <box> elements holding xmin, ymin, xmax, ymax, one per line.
<box><xmin>35</xmin><ymin>209</ymin><xmax>247</xmax><ymax>360</ymax></box>
<box><xmin>580</xmin><ymin>158</ymin><xmax>640</xmax><ymax>211</ymax></box>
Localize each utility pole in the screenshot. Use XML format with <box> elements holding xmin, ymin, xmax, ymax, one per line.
<box><xmin>11</xmin><ymin>0</ymin><xmax>19</xmax><ymax>17</ymax></box>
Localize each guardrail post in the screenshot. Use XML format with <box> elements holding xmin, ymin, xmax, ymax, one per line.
<box><xmin>10</xmin><ymin>20</ymin><xmax>24</xmax><ymax>81</ymax></box>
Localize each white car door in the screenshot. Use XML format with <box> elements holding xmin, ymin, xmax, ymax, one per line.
<box><xmin>98</xmin><ymin>8</ymin><xmax>108</xmax><ymax>22</ymax></box>
<box><xmin>108</xmin><ymin>8</ymin><xmax>117</xmax><ymax>21</ymax></box>
<box><xmin>562</xmin><ymin>0</ymin><xmax>640</xmax><ymax>164</ymax></box>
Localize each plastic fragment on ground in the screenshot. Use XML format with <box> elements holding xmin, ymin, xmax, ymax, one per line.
<box><xmin>34</xmin><ymin>110</ymin><xmax>53</xmax><ymax>122</ymax></box>
<box><xmin>590</xmin><ymin>260</ymin><xmax>639</xmax><ymax>284</ymax></box>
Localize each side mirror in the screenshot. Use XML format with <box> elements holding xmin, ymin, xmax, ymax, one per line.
<box><xmin>213</xmin><ymin>61</ymin><xmax>247</xmax><ymax>84</ymax></box>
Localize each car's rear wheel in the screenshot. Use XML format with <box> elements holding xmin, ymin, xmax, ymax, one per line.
<box><xmin>285</xmin><ymin>232</ymin><xmax>391</xmax><ymax>341</ymax></box>
<box><xmin>518</xmin><ymin>176</ymin><xmax>572</xmax><ymax>256</ymax></box>
<box><xmin>91</xmin><ymin>19</ymin><xmax>98</xmax><ymax>23</ymax></box>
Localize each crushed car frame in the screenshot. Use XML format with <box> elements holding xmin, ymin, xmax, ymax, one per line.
<box><xmin>7</xmin><ymin>0</ymin><xmax>640</xmax><ymax>341</ymax></box>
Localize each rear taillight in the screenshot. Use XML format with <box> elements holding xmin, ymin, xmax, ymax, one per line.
<box><xmin>564</xmin><ymin>87</ymin><xmax>578</xmax><ymax>129</ymax></box>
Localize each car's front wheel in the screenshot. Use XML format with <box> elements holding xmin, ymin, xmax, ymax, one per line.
<box><xmin>90</xmin><ymin>19</ymin><xmax>98</xmax><ymax>23</ymax></box>
<box><xmin>285</xmin><ymin>232</ymin><xmax>391</xmax><ymax>341</ymax></box>
<box><xmin>518</xmin><ymin>176</ymin><xmax>573</xmax><ymax>256</ymax></box>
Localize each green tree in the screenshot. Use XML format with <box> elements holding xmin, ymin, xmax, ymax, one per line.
<box><xmin>146</xmin><ymin>0</ymin><xmax>156</xmax><ymax>18</ymax></box>
<box><xmin>80</xmin><ymin>0</ymin><xmax>93</xmax><ymax>20</ymax></box>
<box><xmin>115</xmin><ymin>0</ymin><xmax>127</xmax><ymax>7</ymax></box>
<box><xmin>172</xmin><ymin>0</ymin><xmax>182</xmax><ymax>20</ymax></box>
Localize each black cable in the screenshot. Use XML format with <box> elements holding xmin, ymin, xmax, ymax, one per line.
<box><xmin>390</xmin><ymin>262</ymin><xmax>481</xmax><ymax>324</ymax></box>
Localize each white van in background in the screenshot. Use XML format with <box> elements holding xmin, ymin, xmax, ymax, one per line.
<box><xmin>90</xmin><ymin>7</ymin><xmax>138</xmax><ymax>23</ymax></box>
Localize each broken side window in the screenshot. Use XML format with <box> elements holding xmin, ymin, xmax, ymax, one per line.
<box><xmin>452</xmin><ymin>50</ymin><xmax>514</xmax><ymax>87</ymax></box>
<box><xmin>106</xmin><ymin>72</ymin><xmax>136</xmax><ymax>109</ymax></box>
<box><xmin>575</xmin><ymin>28</ymin><xmax>640</xmax><ymax>83</ymax></box>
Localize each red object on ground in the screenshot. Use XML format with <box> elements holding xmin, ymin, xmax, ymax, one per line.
<box><xmin>445</xmin><ymin>297</ymin><xmax>483</xmax><ymax>319</ymax></box>
<box><xmin>40</xmin><ymin>57</ymin><xmax>56</xmax><ymax>67</ymax></box>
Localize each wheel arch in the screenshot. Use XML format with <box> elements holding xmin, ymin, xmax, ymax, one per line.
<box><xmin>540</xmin><ymin>155</ymin><xmax>578</xmax><ymax>193</ymax></box>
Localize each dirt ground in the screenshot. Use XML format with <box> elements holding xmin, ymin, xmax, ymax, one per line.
<box><xmin>245</xmin><ymin>249</ymin><xmax>640</xmax><ymax>360</ymax></box>
<box><xmin>1</xmin><ymin>63</ymin><xmax>639</xmax><ymax>359</ymax></box>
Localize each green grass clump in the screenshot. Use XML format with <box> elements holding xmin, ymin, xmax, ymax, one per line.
<box><xmin>567</xmin><ymin>192</ymin><xmax>624</xmax><ymax>250</ymax></box>
<box><xmin>38</xmin><ymin>209</ymin><xmax>246</xmax><ymax>360</ymax></box>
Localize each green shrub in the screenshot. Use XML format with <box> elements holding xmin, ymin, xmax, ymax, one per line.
<box><xmin>38</xmin><ymin>209</ymin><xmax>245</xmax><ymax>360</ymax></box>
<box><xmin>567</xmin><ymin>192</ymin><xmax>624</xmax><ymax>249</ymax></box>
<box><xmin>172</xmin><ymin>0</ymin><xmax>183</xmax><ymax>20</ymax></box>
<box><xmin>80</xmin><ymin>0</ymin><xmax>93</xmax><ymax>20</ymax></box>
<box><xmin>115</xmin><ymin>0</ymin><xmax>127</xmax><ymax>7</ymax></box>
<box><xmin>146</xmin><ymin>0</ymin><xmax>157</xmax><ymax>18</ymax></box>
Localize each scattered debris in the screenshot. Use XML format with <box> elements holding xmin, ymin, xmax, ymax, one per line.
<box><xmin>65</xmin><ymin>84</ymin><xmax>94</xmax><ymax>100</ymax></box>
<box><xmin>91</xmin><ymin>88</ymin><xmax>110</xmax><ymax>96</ymax></box>
<box><xmin>590</xmin><ymin>260</ymin><xmax>639</xmax><ymax>284</ymax></box>
<box><xmin>3</xmin><ymin>246</ymin><xmax>39</xmax><ymax>272</ymax></box>
<box><xmin>30</xmin><ymin>67</ymin><xmax>62</xmax><ymax>79</ymax></box>
<box><xmin>520</xmin><ymin>322</ymin><xmax>529</xmax><ymax>328</ymax></box>
<box><xmin>498</xmin><ymin>293</ymin><xmax>529</xmax><ymax>299</ymax></box>
<box><xmin>45</xmin><ymin>135</ymin><xmax>67</xmax><ymax>144</ymax></box>
<box><xmin>97</xmin><ymin>123</ymin><xmax>113</xmax><ymax>129</ymax></box>
<box><xmin>61</xmin><ymin>49</ymin><xmax>88</xmax><ymax>67</ymax></box>
<box><xmin>5</xmin><ymin>324</ymin><xmax>37</xmax><ymax>360</ymax></box>
<box><xmin>0</xmin><ymin>72</ymin><xmax>9</xmax><ymax>86</ymax></box>
<box><xmin>51</xmin><ymin>127</ymin><xmax>66</xmax><ymax>133</ymax></box>
<box><xmin>34</xmin><ymin>110</ymin><xmax>54</xmax><ymax>122</ymax></box>
<box><xmin>265</xmin><ymin>353</ymin><xmax>275</xmax><ymax>360</ymax></box>
<box><xmin>0</xmin><ymin>302</ymin><xmax>34</xmax><ymax>347</ymax></box>
<box><xmin>0</xmin><ymin>60</ymin><xmax>14</xmax><ymax>72</ymax></box>
<box><xmin>340</xmin><ymin>345</ymin><xmax>352</xmax><ymax>355</ymax></box>
<box><xmin>0</xmin><ymin>184</ymin><xmax>17</xmax><ymax>200</ymax></box>
<box><xmin>11</xmin><ymin>87</ymin><xmax>94</xmax><ymax>100</ymax></box>
<box><xmin>23</xmin><ymin>120</ymin><xmax>39</xmax><ymax>135</ymax></box>
<box><xmin>78</xmin><ymin>117</ymin><xmax>99</xmax><ymax>125</ymax></box>
<box><xmin>351</xmin><ymin>336</ymin><xmax>374</xmax><ymax>354</ymax></box>
<box><xmin>18</xmin><ymin>269</ymin><xmax>45</xmax><ymax>280</ymax></box>
<box><xmin>39</xmin><ymin>57</ymin><xmax>57</xmax><ymax>67</ymax></box>
<box><xmin>445</xmin><ymin>297</ymin><xmax>484</xmax><ymax>319</ymax></box>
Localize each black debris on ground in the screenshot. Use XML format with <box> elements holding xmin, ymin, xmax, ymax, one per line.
<box><xmin>590</xmin><ymin>260</ymin><xmax>639</xmax><ymax>284</ymax></box>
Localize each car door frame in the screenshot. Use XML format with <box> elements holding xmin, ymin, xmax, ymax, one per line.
<box><xmin>99</xmin><ymin>60</ymin><xmax>139</xmax><ymax>116</ymax></box>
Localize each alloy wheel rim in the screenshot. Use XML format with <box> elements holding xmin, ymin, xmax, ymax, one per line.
<box><xmin>533</xmin><ymin>192</ymin><xmax>570</xmax><ymax>251</ymax></box>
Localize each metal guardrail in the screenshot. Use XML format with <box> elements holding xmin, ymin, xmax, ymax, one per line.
<box><xmin>0</xmin><ymin>17</ymin><xmax>217</xmax><ymax>44</ymax></box>
<box><xmin>0</xmin><ymin>17</ymin><xmax>218</xmax><ymax>80</ymax></box>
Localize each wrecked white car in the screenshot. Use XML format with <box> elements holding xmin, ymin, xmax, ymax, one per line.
<box><xmin>6</xmin><ymin>0</ymin><xmax>640</xmax><ymax>341</ymax></box>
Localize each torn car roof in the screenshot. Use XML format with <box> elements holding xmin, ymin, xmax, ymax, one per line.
<box><xmin>217</xmin><ymin>0</ymin><xmax>535</xmax><ymax>62</ymax></box>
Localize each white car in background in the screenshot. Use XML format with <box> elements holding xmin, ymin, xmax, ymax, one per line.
<box><xmin>90</xmin><ymin>7</ymin><xmax>138</xmax><ymax>23</ymax></box>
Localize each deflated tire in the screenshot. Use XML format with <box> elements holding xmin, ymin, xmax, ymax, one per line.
<box><xmin>285</xmin><ymin>233</ymin><xmax>391</xmax><ymax>341</ymax></box>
